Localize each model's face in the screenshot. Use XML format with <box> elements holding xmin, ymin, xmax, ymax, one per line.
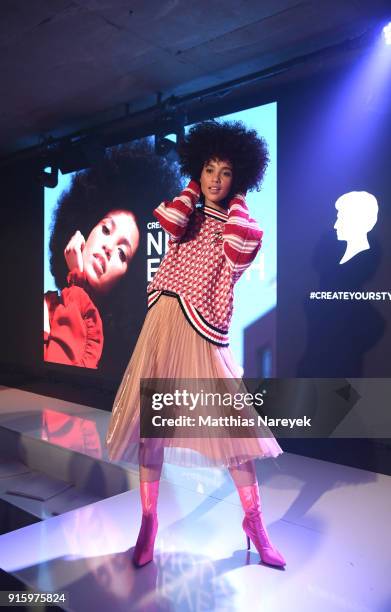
<box><xmin>83</xmin><ymin>210</ymin><xmax>140</xmax><ymax>295</ymax></box>
<box><xmin>200</xmin><ymin>158</ymin><xmax>233</xmax><ymax>205</ymax></box>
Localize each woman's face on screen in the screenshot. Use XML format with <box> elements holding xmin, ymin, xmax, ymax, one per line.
<box><xmin>83</xmin><ymin>210</ymin><xmax>140</xmax><ymax>295</ymax></box>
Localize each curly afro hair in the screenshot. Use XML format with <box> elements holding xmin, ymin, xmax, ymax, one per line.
<box><xmin>178</xmin><ymin>120</ymin><xmax>269</xmax><ymax>197</ymax></box>
<box><xmin>48</xmin><ymin>139</ymin><xmax>181</xmax><ymax>375</ymax></box>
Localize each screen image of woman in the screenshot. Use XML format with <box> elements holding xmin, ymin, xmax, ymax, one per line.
<box><xmin>44</xmin><ymin>141</ymin><xmax>181</xmax><ymax>371</ymax></box>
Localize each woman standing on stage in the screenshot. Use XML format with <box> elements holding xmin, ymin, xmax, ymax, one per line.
<box><xmin>105</xmin><ymin>120</ymin><xmax>286</xmax><ymax>568</ymax></box>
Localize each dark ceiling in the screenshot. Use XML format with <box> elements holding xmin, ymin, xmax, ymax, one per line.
<box><xmin>1</xmin><ymin>0</ymin><xmax>390</xmax><ymax>161</ymax></box>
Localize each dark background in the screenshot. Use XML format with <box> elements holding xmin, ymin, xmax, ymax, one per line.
<box><xmin>278</xmin><ymin>71</ymin><xmax>391</xmax><ymax>378</ymax></box>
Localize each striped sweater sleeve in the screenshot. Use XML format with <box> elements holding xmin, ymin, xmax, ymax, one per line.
<box><xmin>223</xmin><ymin>194</ymin><xmax>263</xmax><ymax>274</ymax></box>
<box><xmin>153</xmin><ymin>180</ymin><xmax>200</xmax><ymax>241</ymax></box>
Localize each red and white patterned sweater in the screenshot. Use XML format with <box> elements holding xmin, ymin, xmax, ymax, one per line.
<box><xmin>147</xmin><ymin>180</ymin><xmax>263</xmax><ymax>346</ymax></box>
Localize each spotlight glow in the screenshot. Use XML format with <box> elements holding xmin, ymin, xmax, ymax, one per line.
<box><xmin>383</xmin><ymin>22</ymin><xmax>391</xmax><ymax>45</ymax></box>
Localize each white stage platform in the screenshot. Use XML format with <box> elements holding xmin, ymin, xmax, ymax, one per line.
<box><xmin>0</xmin><ymin>385</ymin><xmax>390</xmax><ymax>611</ymax></box>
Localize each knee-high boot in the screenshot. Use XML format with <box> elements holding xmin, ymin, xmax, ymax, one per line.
<box><xmin>132</xmin><ymin>480</ymin><xmax>160</xmax><ymax>567</ymax></box>
<box><xmin>237</xmin><ymin>483</ymin><xmax>286</xmax><ymax>568</ymax></box>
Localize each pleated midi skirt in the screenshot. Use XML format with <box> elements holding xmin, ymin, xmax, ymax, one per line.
<box><xmin>105</xmin><ymin>295</ymin><xmax>282</xmax><ymax>468</ymax></box>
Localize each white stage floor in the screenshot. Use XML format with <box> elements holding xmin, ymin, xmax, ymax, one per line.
<box><xmin>0</xmin><ymin>385</ymin><xmax>390</xmax><ymax>611</ymax></box>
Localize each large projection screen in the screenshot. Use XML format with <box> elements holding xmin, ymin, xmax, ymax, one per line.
<box><xmin>44</xmin><ymin>101</ymin><xmax>277</xmax><ymax>379</ymax></box>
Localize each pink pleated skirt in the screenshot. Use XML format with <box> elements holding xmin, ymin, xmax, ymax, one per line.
<box><xmin>105</xmin><ymin>295</ymin><xmax>283</xmax><ymax>468</ymax></box>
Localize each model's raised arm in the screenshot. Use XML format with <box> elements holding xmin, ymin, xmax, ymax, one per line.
<box><xmin>153</xmin><ymin>180</ymin><xmax>200</xmax><ymax>241</ymax></box>
<box><xmin>223</xmin><ymin>193</ymin><xmax>263</xmax><ymax>275</ymax></box>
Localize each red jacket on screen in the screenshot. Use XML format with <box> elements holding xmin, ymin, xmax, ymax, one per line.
<box><xmin>44</xmin><ymin>271</ymin><xmax>104</xmax><ymax>368</ymax></box>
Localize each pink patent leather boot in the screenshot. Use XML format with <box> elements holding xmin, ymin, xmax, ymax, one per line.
<box><xmin>237</xmin><ymin>483</ymin><xmax>286</xmax><ymax>568</ymax></box>
<box><xmin>132</xmin><ymin>480</ymin><xmax>160</xmax><ymax>567</ymax></box>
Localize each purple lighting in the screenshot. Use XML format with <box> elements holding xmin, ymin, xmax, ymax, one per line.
<box><xmin>383</xmin><ymin>22</ymin><xmax>391</xmax><ymax>45</ymax></box>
